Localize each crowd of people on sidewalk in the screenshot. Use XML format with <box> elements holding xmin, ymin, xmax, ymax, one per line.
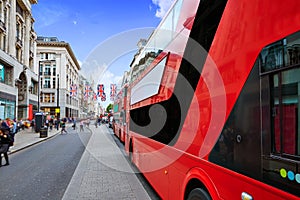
<box><xmin>0</xmin><ymin>115</ymin><xmax>113</xmax><ymax>168</ymax></box>
<box><xmin>0</xmin><ymin>116</ymin><xmax>72</xmax><ymax>167</ymax></box>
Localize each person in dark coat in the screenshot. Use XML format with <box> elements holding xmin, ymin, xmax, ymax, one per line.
<box><xmin>1</xmin><ymin>119</ymin><xmax>10</xmax><ymax>131</ymax></box>
<box><xmin>72</xmin><ymin>117</ymin><xmax>76</xmax><ymax>130</ymax></box>
<box><xmin>60</xmin><ymin>120</ymin><xmax>68</xmax><ymax>134</ymax></box>
<box><xmin>0</xmin><ymin>128</ymin><xmax>10</xmax><ymax>167</ymax></box>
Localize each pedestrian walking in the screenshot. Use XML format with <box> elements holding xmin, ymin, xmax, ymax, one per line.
<box><xmin>1</xmin><ymin>118</ymin><xmax>14</xmax><ymax>146</ymax></box>
<box><xmin>1</xmin><ymin>118</ymin><xmax>10</xmax><ymax>131</ymax></box>
<box><xmin>80</xmin><ymin>120</ymin><xmax>84</xmax><ymax>132</ymax></box>
<box><xmin>60</xmin><ymin>120</ymin><xmax>68</xmax><ymax>134</ymax></box>
<box><xmin>49</xmin><ymin>118</ymin><xmax>53</xmax><ymax>131</ymax></box>
<box><xmin>9</xmin><ymin>119</ymin><xmax>18</xmax><ymax>147</ymax></box>
<box><xmin>55</xmin><ymin>118</ymin><xmax>60</xmax><ymax>130</ymax></box>
<box><xmin>20</xmin><ymin>119</ymin><xmax>25</xmax><ymax>130</ymax></box>
<box><xmin>30</xmin><ymin>119</ymin><xmax>35</xmax><ymax>132</ymax></box>
<box><xmin>0</xmin><ymin>128</ymin><xmax>11</xmax><ymax>167</ymax></box>
<box><xmin>45</xmin><ymin>118</ymin><xmax>49</xmax><ymax>129</ymax></box>
<box><xmin>86</xmin><ymin>118</ymin><xmax>90</xmax><ymax>128</ymax></box>
<box><xmin>72</xmin><ymin>117</ymin><xmax>76</xmax><ymax>130</ymax></box>
<box><xmin>97</xmin><ymin>117</ymin><xmax>101</xmax><ymax>126</ymax></box>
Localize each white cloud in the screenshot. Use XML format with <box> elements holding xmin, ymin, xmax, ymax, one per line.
<box><xmin>152</xmin><ymin>0</ymin><xmax>175</xmax><ymax>18</ymax></box>
<box><xmin>34</xmin><ymin>4</ymin><xmax>69</xmax><ymax>28</ymax></box>
<box><xmin>97</xmin><ymin>70</ymin><xmax>122</xmax><ymax>87</ymax></box>
<box><xmin>81</xmin><ymin>60</ymin><xmax>106</xmax><ymax>85</ymax></box>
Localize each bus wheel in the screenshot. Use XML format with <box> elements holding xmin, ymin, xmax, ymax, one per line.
<box><xmin>187</xmin><ymin>188</ymin><xmax>211</xmax><ymax>200</ymax></box>
<box><xmin>129</xmin><ymin>150</ymin><xmax>133</xmax><ymax>163</ymax></box>
<box><xmin>129</xmin><ymin>142</ymin><xmax>133</xmax><ymax>163</ymax></box>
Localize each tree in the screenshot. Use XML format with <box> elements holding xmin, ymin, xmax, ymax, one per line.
<box><xmin>106</xmin><ymin>104</ymin><xmax>113</xmax><ymax>113</ymax></box>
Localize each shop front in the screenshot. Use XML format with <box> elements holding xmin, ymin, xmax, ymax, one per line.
<box><xmin>0</xmin><ymin>92</ymin><xmax>16</xmax><ymax>120</ymax></box>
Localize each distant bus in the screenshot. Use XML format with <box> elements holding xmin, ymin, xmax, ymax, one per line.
<box><xmin>124</xmin><ymin>0</ymin><xmax>300</xmax><ymax>199</ymax></box>
<box><xmin>113</xmin><ymin>90</ymin><xmax>121</xmax><ymax>137</ymax></box>
<box><xmin>113</xmin><ymin>83</ymin><xmax>128</xmax><ymax>143</ymax></box>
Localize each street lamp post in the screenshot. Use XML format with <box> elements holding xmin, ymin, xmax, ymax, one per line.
<box><xmin>57</xmin><ymin>74</ymin><xmax>60</xmax><ymax>119</ymax></box>
<box><xmin>37</xmin><ymin>61</ymin><xmax>41</xmax><ymax>112</ymax></box>
<box><xmin>35</xmin><ymin>61</ymin><xmax>42</xmax><ymax>133</ymax></box>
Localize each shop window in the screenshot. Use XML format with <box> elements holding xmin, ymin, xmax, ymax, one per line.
<box><xmin>0</xmin><ymin>63</ymin><xmax>13</xmax><ymax>86</ymax></box>
<box><xmin>0</xmin><ymin>63</ymin><xmax>4</xmax><ymax>82</ymax></box>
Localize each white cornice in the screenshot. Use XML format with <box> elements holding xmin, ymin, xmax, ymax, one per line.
<box><xmin>37</xmin><ymin>41</ymin><xmax>81</xmax><ymax>70</ymax></box>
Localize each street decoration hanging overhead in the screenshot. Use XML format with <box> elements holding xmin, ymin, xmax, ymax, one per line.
<box><xmin>110</xmin><ymin>84</ymin><xmax>117</xmax><ymax>101</ymax></box>
<box><xmin>70</xmin><ymin>84</ymin><xmax>77</xmax><ymax>97</ymax></box>
<box><xmin>93</xmin><ymin>92</ymin><xmax>97</xmax><ymax>101</ymax></box>
<box><xmin>101</xmin><ymin>92</ymin><xmax>106</xmax><ymax>101</ymax></box>
<box><xmin>97</xmin><ymin>84</ymin><xmax>106</xmax><ymax>101</ymax></box>
<box><xmin>84</xmin><ymin>84</ymin><xmax>91</xmax><ymax>100</ymax></box>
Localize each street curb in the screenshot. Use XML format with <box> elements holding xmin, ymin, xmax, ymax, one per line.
<box><xmin>8</xmin><ymin>124</ymin><xmax>72</xmax><ymax>155</ymax></box>
<box><xmin>8</xmin><ymin>130</ymin><xmax>61</xmax><ymax>155</ymax></box>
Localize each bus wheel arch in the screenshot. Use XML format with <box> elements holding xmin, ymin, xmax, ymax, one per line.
<box><xmin>184</xmin><ymin>179</ymin><xmax>211</xmax><ymax>200</ymax></box>
<box><xmin>183</xmin><ymin>168</ymin><xmax>219</xmax><ymax>200</ymax></box>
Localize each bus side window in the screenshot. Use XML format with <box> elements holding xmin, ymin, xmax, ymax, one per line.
<box><xmin>260</xmin><ymin>31</ymin><xmax>300</xmax><ymax>157</ymax></box>
<box><xmin>270</xmin><ymin>69</ymin><xmax>300</xmax><ymax>156</ymax></box>
<box><xmin>261</xmin><ymin>31</ymin><xmax>300</xmax><ymax>197</ymax></box>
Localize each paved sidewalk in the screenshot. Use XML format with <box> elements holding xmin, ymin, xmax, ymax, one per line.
<box><xmin>62</xmin><ymin>125</ymin><xmax>151</xmax><ymax>200</ymax></box>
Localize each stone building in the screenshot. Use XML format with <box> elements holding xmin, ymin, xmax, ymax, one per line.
<box><xmin>78</xmin><ymin>75</ymin><xmax>98</xmax><ymax>119</ymax></box>
<box><xmin>78</xmin><ymin>73</ymin><xmax>89</xmax><ymax>118</ymax></box>
<box><xmin>36</xmin><ymin>36</ymin><xmax>80</xmax><ymax>119</ymax></box>
<box><xmin>0</xmin><ymin>0</ymin><xmax>38</xmax><ymax>120</ymax></box>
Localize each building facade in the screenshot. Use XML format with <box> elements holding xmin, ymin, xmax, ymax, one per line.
<box><xmin>78</xmin><ymin>73</ymin><xmax>101</xmax><ymax>119</ymax></box>
<box><xmin>36</xmin><ymin>36</ymin><xmax>80</xmax><ymax>119</ymax></box>
<box><xmin>78</xmin><ymin>73</ymin><xmax>89</xmax><ymax>118</ymax></box>
<box><xmin>0</xmin><ymin>0</ymin><xmax>38</xmax><ymax>121</ymax></box>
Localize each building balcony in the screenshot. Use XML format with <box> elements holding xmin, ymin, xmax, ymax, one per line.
<box><xmin>42</xmin><ymin>84</ymin><xmax>51</xmax><ymax>89</ymax></box>
<box><xmin>16</xmin><ymin>37</ymin><xmax>23</xmax><ymax>47</ymax></box>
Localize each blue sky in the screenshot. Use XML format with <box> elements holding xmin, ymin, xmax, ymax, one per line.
<box><xmin>32</xmin><ymin>0</ymin><xmax>174</xmax><ymax>61</ymax></box>
<box><xmin>32</xmin><ymin>0</ymin><xmax>175</xmax><ymax>107</ymax></box>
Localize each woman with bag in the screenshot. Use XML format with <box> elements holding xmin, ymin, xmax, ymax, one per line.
<box><xmin>0</xmin><ymin>128</ymin><xmax>11</xmax><ymax>167</ymax></box>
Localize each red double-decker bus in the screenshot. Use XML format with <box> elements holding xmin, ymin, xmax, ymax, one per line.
<box><xmin>113</xmin><ymin>73</ymin><xmax>129</xmax><ymax>143</ymax></box>
<box><xmin>124</xmin><ymin>0</ymin><xmax>300</xmax><ymax>199</ymax></box>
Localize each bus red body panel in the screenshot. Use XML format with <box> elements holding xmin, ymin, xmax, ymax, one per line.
<box><xmin>123</xmin><ymin>0</ymin><xmax>300</xmax><ymax>199</ymax></box>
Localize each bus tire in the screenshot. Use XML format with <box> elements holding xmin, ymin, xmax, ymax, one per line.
<box><xmin>129</xmin><ymin>150</ymin><xmax>133</xmax><ymax>163</ymax></box>
<box><xmin>187</xmin><ymin>188</ymin><xmax>211</xmax><ymax>200</ymax></box>
<box><xmin>129</xmin><ymin>141</ymin><xmax>133</xmax><ymax>163</ymax></box>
